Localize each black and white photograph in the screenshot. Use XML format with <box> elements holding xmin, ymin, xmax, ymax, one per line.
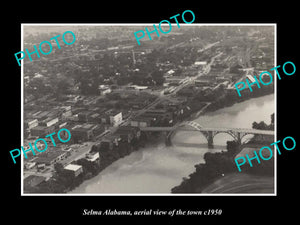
<box><xmin>21</xmin><ymin>24</ymin><xmax>276</xmax><ymax>195</ymax></box>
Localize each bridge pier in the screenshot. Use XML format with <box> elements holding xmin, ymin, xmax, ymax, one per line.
<box><xmin>165</xmin><ymin>132</ymin><xmax>172</xmax><ymax>146</ymax></box>
<box><xmin>207</xmin><ymin>131</ymin><xmax>214</xmax><ymax>149</ymax></box>
<box><xmin>165</xmin><ymin>136</ymin><xmax>172</xmax><ymax>146</ymax></box>
<box><xmin>145</xmin><ymin>124</ymin><xmax>275</xmax><ymax>149</ymax></box>
<box><xmin>236</xmin><ymin>132</ymin><xmax>242</xmax><ymax>146</ymax></box>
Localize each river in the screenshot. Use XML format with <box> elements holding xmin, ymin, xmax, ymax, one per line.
<box><xmin>70</xmin><ymin>94</ymin><xmax>274</xmax><ymax>194</ymax></box>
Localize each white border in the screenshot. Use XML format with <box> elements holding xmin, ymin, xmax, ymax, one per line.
<box><xmin>21</xmin><ymin>24</ymin><xmax>24</xmax><ymax>194</ymax></box>
<box><xmin>21</xmin><ymin>23</ymin><xmax>277</xmax><ymax>196</ymax></box>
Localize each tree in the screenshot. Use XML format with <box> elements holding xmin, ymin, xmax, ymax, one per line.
<box><xmin>27</xmin><ymin>77</ymin><xmax>50</xmax><ymax>97</ymax></box>
<box><xmin>151</xmin><ymin>70</ymin><xmax>165</xmax><ymax>86</ymax></box>
<box><xmin>271</xmin><ymin>113</ymin><xmax>274</xmax><ymax>125</ymax></box>
<box><xmin>230</xmin><ymin>64</ymin><xmax>243</xmax><ymax>74</ymax></box>
<box><xmin>257</xmin><ymin>121</ymin><xmax>268</xmax><ymax>130</ymax></box>
<box><xmin>252</xmin><ymin>121</ymin><xmax>258</xmax><ymax>129</ymax></box>
<box><xmin>76</xmin><ymin>158</ymin><xmax>99</xmax><ymax>175</ymax></box>
<box><xmin>107</xmin><ymin>92</ymin><xmax>121</xmax><ymax>100</ymax></box>
<box><xmin>90</xmin><ymin>144</ymin><xmax>100</xmax><ymax>153</ymax></box>
<box><xmin>54</xmin><ymin>163</ymin><xmax>64</xmax><ymax>174</ymax></box>
<box><xmin>261</xmin><ymin>74</ymin><xmax>272</xmax><ymax>84</ymax></box>
<box><xmin>226</xmin><ymin>140</ymin><xmax>239</xmax><ymax>156</ymax></box>
<box><xmin>53</xmin><ymin>77</ymin><xmax>72</xmax><ymax>95</ymax></box>
<box><xmin>252</xmin><ymin>121</ymin><xmax>267</xmax><ymax>130</ymax></box>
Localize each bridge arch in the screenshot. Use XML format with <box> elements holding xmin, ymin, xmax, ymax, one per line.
<box><xmin>212</xmin><ymin>131</ymin><xmax>237</xmax><ymax>143</ymax></box>
<box><xmin>166</xmin><ymin>121</ymin><xmax>211</xmax><ymax>146</ymax></box>
<box><xmin>239</xmin><ymin>133</ymin><xmax>255</xmax><ymax>144</ymax></box>
<box><xmin>160</xmin><ymin>121</ymin><xmax>274</xmax><ymax>148</ymax></box>
<box><xmin>212</xmin><ymin>131</ymin><xmax>256</xmax><ymax>145</ymax></box>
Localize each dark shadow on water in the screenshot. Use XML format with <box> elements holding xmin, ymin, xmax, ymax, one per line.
<box><xmin>173</xmin><ymin>142</ymin><xmax>226</xmax><ymax>149</ymax></box>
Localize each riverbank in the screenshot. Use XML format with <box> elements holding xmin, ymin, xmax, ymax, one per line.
<box><xmin>187</xmin><ymin>82</ymin><xmax>274</xmax><ymax>121</ymax></box>
<box><xmin>68</xmin><ymin>94</ymin><xmax>274</xmax><ymax>194</ymax></box>
<box><xmin>27</xmin><ymin>131</ymin><xmax>166</xmax><ymax>193</ymax></box>
<box><xmin>171</xmin><ymin>114</ymin><xmax>275</xmax><ymax>194</ymax></box>
<box><xmin>171</xmin><ymin>139</ymin><xmax>274</xmax><ymax>193</ymax></box>
<box><xmin>26</xmin><ymin>85</ymin><xmax>274</xmax><ymax>193</ymax></box>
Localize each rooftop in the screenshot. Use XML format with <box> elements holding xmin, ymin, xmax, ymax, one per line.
<box><xmin>194</xmin><ymin>61</ymin><xmax>207</xmax><ymax>65</ymax></box>
<box><xmin>71</xmin><ymin>123</ymin><xmax>98</xmax><ymax>132</ymax></box>
<box><xmin>64</xmin><ymin>164</ymin><xmax>82</xmax><ymax>171</ymax></box>
<box><xmin>32</xmin><ymin>149</ymin><xmax>66</xmax><ymax>164</ymax></box>
<box><xmin>31</xmin><ymin>126</ymin><xmax>49</xmax><ymax>131</ymax></box>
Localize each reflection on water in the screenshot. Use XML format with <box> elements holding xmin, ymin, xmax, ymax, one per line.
<box><xmin>70</xmin><ymin>94</ymin><xmax>274</xmax><ymax>194</ymax></box>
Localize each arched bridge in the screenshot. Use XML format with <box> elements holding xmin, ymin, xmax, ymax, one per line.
<box><xmin>140</xmin><ymin>121</ymin><xmax>274</xmax><ymax>148</ymax></box>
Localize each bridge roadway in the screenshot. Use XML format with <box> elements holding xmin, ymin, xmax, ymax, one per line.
<box><xmin>140</xmin><ymin>126</ymin><xmax>274</xmax><ymax>136</ymax></box>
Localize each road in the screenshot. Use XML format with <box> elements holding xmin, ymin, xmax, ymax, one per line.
<box><xmin>167</xmin><ymin>40</ymin><xmax>219</xmax><ymax>51</ymax></box>
<box><xmin>23</xmin><ymin>170</ymin><xmax>53</xmax><ymax>180</ymax></box>
<box><xmin>59</xmin><ymin>142</ymin><xmax>95</xmax><ymax>166</ymax></box>
<box><xmin>192</xmin><ymin>102</ymin><xmax>212</xmax><ymax>118</ymax></box>
<box><xmin>197</xmin><ymin>41</ymin><xmax>220</xmax><ymax>53</ymax></box>
<box><xmin>168</xmin><ymin>51</ymin><xmax>223</xmax><ymax>96</ymax></box>
<box><xmin>139</xmin><ymin>126</ymin><xmax>274</xmax><ymax>136</ymax></box>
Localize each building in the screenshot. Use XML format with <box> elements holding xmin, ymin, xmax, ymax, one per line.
<box><xmin>89</xmin><ymin>113</ymin><xmax>101</xmax><ymax>123</ymax></box>
<box><xmin>115</xmin><ymin>126</ymin><xmax>141</xmax><ymax>143</ymax></box>
<box><xmin>100</xmin><ymin>134</ymin><xmax>121</xmax><ymax>150</ymax></box>
<box><xmin>165</xmin><ymin>76</ymin><xmax>186</xmax><ymax>85</ymax></box>
<box><xmin>22</xmin><ymin>142</ymin><xmax>38</xmax><ymax>161</ymax></box>
<box><xmin>57</xmin><ymin>122</ymin><xmax>68</xmax><ymax>129</ymax></box>
<box><xmin>126</xmin><ymin>85</ymin><xmax>148</xmax><ymax>91</ymax></box>
<box><xmin>91</xmin><ymin>124</ymin><xmax>105</xmax><ymax>137</ymax></box>
<box><xmin>64</xmin><ymin>164</ymin><xmax>83</xmax><ymax>177</ymax></box>
<box><xmin>30</xmin><ymin>125</ymin><xmax>56</xmax><ymax>137</ymax></box>
<box><xmin>66</xmin><ymin>95</ymin><xmax>82</xmax><ymax>104</ymax></box>
<box><xmin>32</xmin><ymin>149</ymin><xmax>67</xmax><ymax>166</ymax></box>
<box><xmin>24</xmin><ymin>119</ymin><xmax>38</xmax><ymax>130</ymax></box>
<box><xmin>177</xmin><ymin>87</ymin><xmax>195</xmax><ymax>97</ymax></box>
<box><xmin>130</xmin><ymin>116</ymin><xmax>154</xmax><ymax>127</ymax></box>
<box><xmin>165</xmin><ymin>69</ymin><xmax>175</xmax><ymax>76</ymax></box>
<box><xmin>70</xmin><ymin>123</ymin><xmax>105</xmax><ymax>142</ymax></box>
<box><xmin>143</xmin><ymin>109</ymin><xmax>173</xmax><ymax>124</ymax></box>
<box><xmin>86</xmin><ymin>152</ymin><xmax>100</xmax><ymax>163</ymax></box>
<box><xmin>61</xmin><ymin>106</ymin><xmax>72</xmax><ymax>119</ymax></box>
<box><xmin>78</xmin><ymin>111</ymin><xmax>93</xmax><ymax>122</ymax></box>
<box><xmin>99</xmin><ymin>85</ymin><xmax>111</xmax><ymax>96</ymax></box>
<box><xmin>25</xmin><ymin>162</ymin><xmax>36</xmax><ymax>170</ymax></box>
<box><xmin>108</xmin><ymin>111</ymin><xmax>122</xmax><ymax>127</ymax></box>
<box><xmin>246</xmin><ymin>75</ymin><xmax>256</xmax><ymax>83</ymax></box>
<box><xmin>133</xmin><ymin>109</ymin><xmax>174</xmax><ymax>126</ymax></box>
<box><xmin>128</xmin><ymin>98</ymin><xmax>148</xmax><ymax>110</ymax></box>
<box><xmin>194</xmin><ymin>79</ymin><xmax>210</xmax><ymax>86</ymax></box>
<box><xmin>78</xmin><ymin>110</ymin><xmax>105</xmax><ymax>123</ymax></box>
<box><xmin>199</xmin><ymin>74</ymin><xmax>216</xmax><ymax>81</ymax></box>
<box><xmin>37</xmin><ymin>163</ymin><xmax>46</xmax><ymax>171</ymax></box>
<box><xmin>39</xmin><ymin>117</ymin><xmax>59</xmax><ymax>127</ymax></box>
<box><xmin>34</xmin><ymin>111</ymin><xmax>52</xmax><ymax>121</ymax></box>
<box><xmin>71</xmin><ymin>124</ymin><xmax>94</xmax><ymax>142</ymax></box>
<box><xmin>194</xmin><ymin>61</ymin><xmax>207</xmax><ymax>66</ymax></box>
<box><xmin>24</xmin><ymin>94</ymin><xmax>35</xmax><ymax>103</ymax></box>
